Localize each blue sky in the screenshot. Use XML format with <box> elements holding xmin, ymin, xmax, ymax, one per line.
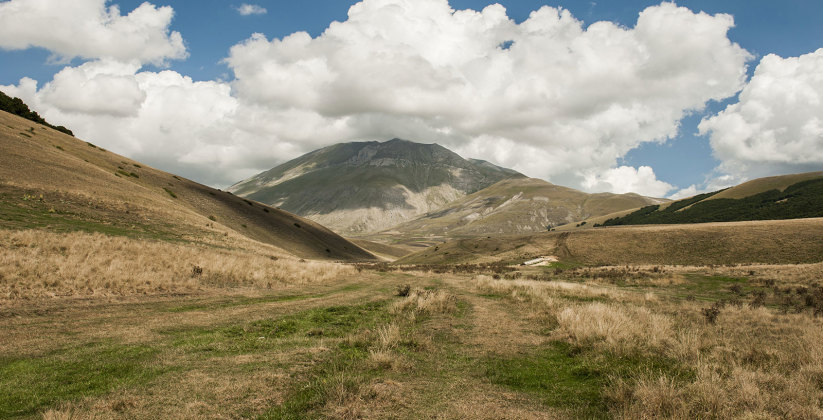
<box><xmin>1</xmin><ymin>0</ymin><xmax>822</xmax><ymax>195</ymax></box>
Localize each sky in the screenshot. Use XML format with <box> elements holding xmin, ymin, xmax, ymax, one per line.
<box><xmin>1</xmin><ymin>0</ymin><xmax>822</xmax><ymax>198</ymax></box>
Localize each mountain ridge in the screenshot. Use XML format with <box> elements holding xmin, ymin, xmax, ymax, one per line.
<box><xmin>229</xmin><ymin>139</ymin><xmax>524</xmax><ymax>234</ymax></box>
<box><xmin>375</xmin><ymin>177</ymin><xmax>666</xmax><ymax>241</ymax></box>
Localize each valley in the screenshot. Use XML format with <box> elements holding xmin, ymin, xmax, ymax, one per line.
<box><xmin>1</xmin><ymin>108</ymin><xmax>823</xmax><ymax>419</ymax></box>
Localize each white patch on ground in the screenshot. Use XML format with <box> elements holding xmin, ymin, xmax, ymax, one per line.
<box><xmin>522</xmin><ymin>256</ymin><xmax>559</xmax><ymax>266</ymax></box>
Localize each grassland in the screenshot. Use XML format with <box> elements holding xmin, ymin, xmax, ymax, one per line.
<box><xmin>397</xmin><ymin>218</ymin><xmax>823</xmax><ymax>266</ymax></box>
<box><xmin>0</xmin><ymin>110</ymin><xmax>375</xmax><ymax>262</ymax></box>
<box><xmin>3</xmin><ymin>227</ymin><xmax>823</xmax><ymax>419</ymax></box>
<box><xmin>598</xmin><ymin>177</ymin><xmax>823</xmax><ymax>226</ymax></box>
<box><xmin>2</xmin><ymin>106</ymin><xmax>823</xmax><ymax>418</ymax></box>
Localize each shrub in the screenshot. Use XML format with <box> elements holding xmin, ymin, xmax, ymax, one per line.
<box><xmin>702</xmin><ymin>303</ymin><xmax>722</xmax><ymax>324</ymax></box>
<box><xmin>395</xmin><ymin>284</ymin><xmax>411</xmax><ymax>297</ymax></box>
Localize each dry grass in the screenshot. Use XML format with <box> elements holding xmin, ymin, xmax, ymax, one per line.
<box><xmin>470</xmin><ymin>269</ymin><xmax>823</xmax><ymax>418</ymax></box>
<box><xmin>390</xmin><ymin>288</ymin><xmax>458</xmax><ymax>315</ymax></box>
<box><xmin>557</xmin><ymin>302</ymin><xmax>673</xmax><ymax>356</ymax></box>
<box><xmin>473</xmin><ymin>274</ymin><xmax>627</xmax><ymax>305</ymax></box>
<box><xmin>0</xmin><ymin>229</ymin><xmax>354</xmax><ymax>300</ymax></box>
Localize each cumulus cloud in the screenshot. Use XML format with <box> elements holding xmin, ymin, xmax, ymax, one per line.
<box><xmin>582</xmin><ymin>166</ymin><xmax>674</xmax><ymax>198</ymax></box>
<box><xmin>699</xmin><ymin>48</ymin><xmax>823</xmax><ymax>180</ymax></box>
<box><xmin>1</xmin><ymin>63</ymin><xmax>261</xmax><ymax>186</ymax></box>
<box><xmin>38</xmin><ymin>60</ymin><xmax>146</xmax><ymax>117</ymax></box>
<box><xmin>0</xmin><ymin>0</ymin><xmax>186</xmax><ymax>65</ymax></box>
<box><xmin>224</xmin><ymin>0</ymin><xmax>750</xmax><ymax>194</ymax></box>
<box><xmin>2</xmin><ymin>0</ymin><xmax>754</xmax><ymax>194</ymax></box>
<box><xmin>236</xmin><ymin>4</ymin><xmax>267</xmax><ymax>16</ymax></box>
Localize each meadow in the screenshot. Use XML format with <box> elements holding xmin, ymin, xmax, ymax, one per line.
<box><xmin>2</xmin><ymin>229</ymin><xmax>822</xmax><ymax>419</ymax></box>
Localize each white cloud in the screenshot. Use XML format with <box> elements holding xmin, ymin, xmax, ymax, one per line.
<box><xmin>2</xmin><ymin>63</ymin><xmax>261</xmax><ymax>186</ymax></box>
<box><xmin>236</xmin><ymin>4</ymin><xmax>267</xmax><ymax>16</ymax></box>
<box><xmin>699</xmin><ymin>48</ymin><xmax>823</xmax><ymax>180</ymax></box>
<box><xmin>0</xmin><ymin>0</ymin><xmax>186</xmax><ymax>65</ymax></box>
<box><xmin>668</xmin><ymin>185</ymin><xmax>699</xmax><ymax>200</ymax></box>
<box><xmin>582</xmin><ymin>166</ymin><xmax>674</xmax><ymax>197</ymax></box>
<box><xmin>39</xmin><ymin>60</ymin><xmax>146</xmax><ymax>117</ymax></box>
<box><xmin>2</xmin><ymin>0</ymin><xmax>754</xmax><ymax>193</ymax></box>
<box><xmin>225</xmin><ymin>0</ymin><xmax>750</xmax><ymax>191</ymax></box>
<box><xmin>667</xmin><ymin>173</ymin><xmax>740</xmax><ymax>199</ymax></box>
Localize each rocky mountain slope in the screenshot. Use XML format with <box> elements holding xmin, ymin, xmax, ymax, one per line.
<box><xmin>385</xmin><ymin>177</ymin><xmax>665</xmax><ymax>238</ymax></box>
<box><xmin>229</xmin><ymin>139</ymin><xmax>523</xmax><ymax>234</ymax></box>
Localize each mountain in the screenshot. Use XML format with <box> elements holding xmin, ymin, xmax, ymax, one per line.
<box><xmin>585</xmin><ymin>171</ymin><xmax>823</xmax><ymax>228</ymax></box>
<box><xmin>0</xmin><ymin>109</ymin><xmax>375</xmax><ymax>261</ymax></box>
<box><xmin>229</xmin><ymin>139</ymin><xmax>523</xmax><ymax>234</ymax></box>
<box><xmin>384</xmin><ymin>177</ymin><xmax>665</xmax><ymax>238</ymax></box>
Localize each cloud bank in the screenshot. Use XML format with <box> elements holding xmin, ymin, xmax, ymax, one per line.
<box><xmin>12</xmin><ymin>0</ymin><xmax>813</xmax><ymax>198</ymax></box>
<box><xmin>0</xmin><ymin>0</ymin><xmax>186</xmax><ymax>65</ymax></box>
<box><xmin>699</xmin><ymin>48</ymin><xmax>823</xmax><ymax>182</ymax></box>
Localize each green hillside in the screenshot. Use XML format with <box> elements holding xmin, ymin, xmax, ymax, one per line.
<box><xmin>598</xmin><ymin>176</ymin><xmax>823</xmax><ymax>227</ymax></box>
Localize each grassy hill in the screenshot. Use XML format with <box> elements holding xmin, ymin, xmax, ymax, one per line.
<box><xmin>384</xmin><ymin>177</ymin><xmax>664</xmax><ymax>238</ymax></box>
<box><xmin>397</xmin><ymin>218</ymin><xmax>823</xmax><ymax>266</ymax></box>
<box><xmin>0</xmin><ymin>110</ymin><xmax>375</xmax><ymax>261</ymax></box>
<box><xmin>594</xmin><ymin>172</ymin><xmax>823</xmax><ymax>227</ymax></box>
<box><xmin>0</xmin><ymin>90</ymin><xmax>73</xmax><ymax>136</ymax></box>
<box><xmin>228</xmin><ymin>139</ymin><xmax>523</xmax><ymax>234</ymax></box>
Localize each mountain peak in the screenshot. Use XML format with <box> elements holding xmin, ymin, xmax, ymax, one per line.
<box><xmin>229</xmin><ymin>139</ymin><xmax>523</xmax><ymax>234</ymax></box>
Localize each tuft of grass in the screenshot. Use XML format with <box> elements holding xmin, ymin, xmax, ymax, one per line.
<box><xmin>162</xmin><ymin>188</ymin><xmax>177</xmax><ymax>199</ymax></box>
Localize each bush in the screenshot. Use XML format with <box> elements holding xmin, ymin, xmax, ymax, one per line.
<box><xmin>702</xmin><ymin>302</ymin><xmax>723</xmax><ymax>324</ymax></box>
<box><xmin>395</xmin><ymin>284</ymin><xmax>411</xmax><ymax>297</ymax></box>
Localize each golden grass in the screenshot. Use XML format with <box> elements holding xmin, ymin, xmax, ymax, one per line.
<box><xmin>473</xmin><ymin>274</ymin><xmax>626</xmax><ymax>305</ymax></box>
<box><xmin>0</xmin><ymin>229</ymin><xmax>354</xmax><ymax>300</ymax></box>
<box><xmin>557</xmin><ymin>302</ymin><xmax>673</xmax><ymax>356</ymax></box>
<box><xmin>390</xmin><ymin>288</ymin><xmax>458</xmax><ymax>315</ymax></box>
<box><xmin>469</xmin><ymin>269</ymin><xmax>823</xmax><ymax>418</ymax></box>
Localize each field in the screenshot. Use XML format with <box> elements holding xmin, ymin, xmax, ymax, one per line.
<box><xmin>2</xmin><ymin>108</ymin><xmax>823</xmax><ymax>418</ymax></box>
<box><xmin>398</xmin><ymin>218</ymin><xmax>823</xmax><ymax>266</ymax></box>
<box><xmin>3</xmin><ymin>229</ymin><xmax>823</xmax><ymax>419</ymax></box>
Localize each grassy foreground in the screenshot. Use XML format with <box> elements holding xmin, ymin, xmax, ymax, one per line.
<box><xmin>2</xmin><ymin>231</ymin><xmax>823</xmax><ymax>418</ymax></box>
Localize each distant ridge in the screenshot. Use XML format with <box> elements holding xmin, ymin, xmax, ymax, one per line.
<box><xmin>229</xmin><ymin>139</ymin><xmax>523</xmax><ymax>234</ymax></box>
<box><xmin>385</xmin><ymin>177</ymin><xmax>665</xmax><ymax>237</ymax></box>
<box><xmin>592</xmin><ymin>172</ymin><xmax>823</xmax><ymax>227</ymax></box>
